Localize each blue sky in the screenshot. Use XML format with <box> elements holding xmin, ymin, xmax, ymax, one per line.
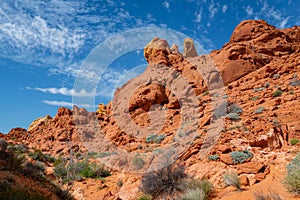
<box><xmin>1</xmin><ymin>0</ymin><xmax>299</xmax><ymax>133</ymax></box>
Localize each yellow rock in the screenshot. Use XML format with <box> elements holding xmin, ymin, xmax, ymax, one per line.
<box><xmin>96</xmin><ymin>103</ymin><xmax>107</xmax><ymax>115</ymax></box>
<box><xmin>28</xmin><ymin>115</ymin><xmax>52</xmax><ymax>132</ymax></box>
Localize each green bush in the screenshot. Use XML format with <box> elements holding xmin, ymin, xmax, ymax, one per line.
<box><xmin>223</xmin><ymin>171</ymin><xmax>240</xmax><ymax>190</ymax></box>
<box><xmin>132</xmin><ymin>156</ymin><xmax>145</xmax><ymax>170</ymax></box>
<box><xmin>208</xmin><ymin>155</ymin><xmax>219</xmax><ymax>161</ymax></box>
<box><xmin>290</xmin><ymin>139</ymin><xmax>299</xmax><ymax>146</ymax></box>
<box><xmin>285</xmin><ymin>167</ymin><xmax>300</xmax><ymax>195</ymax></box>
<box><xmin>226</xmin><ymin>113</ymin><xmax>240</xmax><ymax>120</ymax></box>
<box><xmin>230</xmin><ymin>150</ymin><xmax>253</xmax><ymax>164</ymax></box>
<box><xmin>140</xmin><ymin>165</ymin><xmax>185</xmax><ymax>197</ymax></box>
<box><xmin>254</xmin><ymin>189</ymin><xmax>284</xmax><ymax>200</ymax></box>
<box><xmin>182</xmin><ymin>188</ymin><xmax>205</xmax><ymax>200</ymax></box>
<box><xmin>273</xmin><ymin>89</ymin><xmax>283</xmax><ymax>97</ymax></box>
<box><xmin>139</xmin><ymin>194</ymin><xmax>153</xmax><ymax>200</ymax></box>
<box><xmin>285</xmin><ymin>153</ymin><xmax>300</xmax><ymax>194</ymax></box>
<box><xmin>146</xmin><ymin>134</ymin><xmax>166</xmax><ymax>144</ymax></box>
<box><xmin>254</xmin><ymin>107</ymin><xmax>265</xmax><ymax>114</ymax></box>
<box><xmin>287</xmin><ymin>153</ymin><xmax>300</xmax><ymax>174</ymax></box>
<box><xmin>182</xmin><ymin>179</ymin><xmax>212</xmax><ymax>200</ymax></box>
<box><xmin>28</xmin><ymin>149</ymin><xmax>45</xmax><ymax>161</ymax></box>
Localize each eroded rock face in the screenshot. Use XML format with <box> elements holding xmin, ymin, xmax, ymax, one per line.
<box><xmin>183</xmin><ymin>38</ymin><xmax>198</xmax><ymax>57</ymax></box>
<box><xmin>28</xmin><ymin>115</ymin><xmax>52</xmax><ymax>132</ymax></box>
<box><xmin>144</xmin><ymin>37</ymin><xmax>171</xmax><ymax>64</ymax></box>
<box><xmin>211</xmin><ymin>19</ymin><xmax>300</xmax><ymax>85</ymax></box>
<box><xmin>3</xmin><ymin>20</ymin><xmax>300</xmax><ymax>199</ymax></box>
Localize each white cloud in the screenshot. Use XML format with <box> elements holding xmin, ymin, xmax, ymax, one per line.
<box><xmin>208</xmin><ymin>0</ymin><xmax>219</xmax><ymax>18</ymax></box>
<box><xmin>279</xmin><ymin>17</ymin><xmax>290</xmax><ymax>29</ymax></box>
<box><xmin>244</xmin><ymin>1</ymin><xmax>291</xmax><ymax>29</ymax></box>
<box><xmin>0</xmin><ymin>0</ymin><xmax>149</xmax><ymax>77</ymax></box>
<box><xmin>162</xmin><ymin>1</ymin><xmax>170</xmax><ymax>11</ymax></box>
<box><xmin>26</xmin><ymin>87</ymin><xmax>95</xmax><ymax>97</ymax></box>
<box><xmin>195</xmin><ymin>8</ymin><xmax>203</xmax><ymax>23</ymax></box>
<box><xmin>245</xmin><ymin>6</ymin><xmax>253</xmax><ymax>16</ymax></box>
<box><xmin>43</xmin><ymin>100</ymin><xmax>93</xmax><ymax>108</ymax></box>
<box><xmin>0</xmin><ymin>16</ymin><xmax>85</xmax><ymax>54</ymax></box>
<box><xmin>222</xmin><ymin>5</ymin><xmax>227</xmax><ymax>13</ymax></box>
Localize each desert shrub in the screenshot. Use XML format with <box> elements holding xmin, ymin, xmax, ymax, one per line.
<box><xmin>0</xmin><ymin>189</ymin><xmax>47</xmax><ymax>200</ymax></box>
<box><xmin>273</xmin><ymin>74</ymin><xmax>280</xmax><ymax>78</ymax></box>
<box><xmin>14</xmin><ymin>144</ymin><xmax>28</xmax><ymax>154</ymax></box>
<box><xmin>228</xmin><ymin>104</ymin><xmax>243</xmax><ymax>114</ymax></box>
<box><xmin>287</xmin><ymin>153</ymin><xmax>300</xmax><ymax>174</ymax></box>
<box><xmin>254</xmin><ymin>189</ymin><xmax>284</xmax><ymax>200</ymax></box>
<box><xmin>250</xmin><ymin>96</ymin><xmax>260</xmax><ymax>101</ymax></box>
<box><xmin>285</xmin><ymin>168</ymin><xmax>300</xmax><ymax>195</ymax></box>
<box><xmin>223</xmin><ymin>171</ymin><xmax>240</xmax><ymax>190</ymax></box>
<box><xmin>6</xmin><ymin>151</ymin><xmax>24</xmax><ymax>171</ymax></box>
<box><xmin>182</xmin><ymin>179</ymin><xmax>212</xmax><ymax>200</ymax></box>
<box><xmin>132</xmin><ymin>155</ymin><xmax>145</xmax><ymax>170</ymax></box>
<box><xmin>146</xmin><ymin>134</ymin><xmax>166</xmax><ymax>144</ymax></box>
<box><xmin>29</xmin><ymin>149</ymin><xmax>45</xmax><ymax>161</ymax></box>
<box><xmin>290</xmin><ymin>139</ymin><xmax>299</xmax><ymax>146</ymax></box>
<box><xmin>139</xmin><ymin>194</ymin><xmax>153</xmax><ymax>200</ymax></box>
<box><xmin>54</xmin><ymin>161</ymin><xmax>68</xmax><ymax>182</ymax></box>
<box><xmin>117</xmin><ymin>179</ymin><xmax>123</xmax><ymax>187</ymax></box>
<box><xmin>140</xmin><ymin>164</ymin><xmax>185</xmax><ymax>197</ymax></box>
<box><xmin>226</xmin><ymin>113</ymin><xmax>240</xmax><ymax>120</ymax></box>
<box><xmin>78</xmin><ymin>161</ymin><xmax>110</xmax><ymax>178</ymax></box>
<box><xmin>255</xmin><ymin>107</ymin><xmax>265</xmax><ymax>114</ymax></box>
<box><xmin>24</xmin><ymin>161</ymin><xmax>45</xmax><ymax>176</ymax></box>
<box><xmin>182</xmin><ymin>188</ymin><xmax>205</xmax><ymax>200</ymax></box>
<box><xmin>285</xmin><ymin>153</ymin><xmax>300</xmax><ymax>195</ymax></box>
<box><xmin>273</xmin><ymin>89</ymin><xmax>283</xmax><ymax>97</ymax></box>
<box><xmin>208</xmin><ymin>155</ymin><xmax>219</xmax><ymax>161</ymax></box>
<box><xmin>0</xmin><ymin>139</ymin><xmax>8</xmax><ymax>150</ymax></box>
<box><xmin>230</xmin><ymin>150</ymin><xmax>253</xmax><ymax>164</ymax></box>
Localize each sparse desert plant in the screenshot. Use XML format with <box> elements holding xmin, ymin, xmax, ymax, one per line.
<box><xmin>286</xmin><ymin>153</ymin><xmax>300</xmax><ymax>174</ymax></box>
<box><xmin>145</xmin><ymin>133</ymin><xmax>166</xmax><ymax>144</ymax></box>
<box><xmin>29</xmin><ymin>149</ymin><xmax>44</xmax><ymax>160</ymax></box>
<box><xmin>273</xmin><ymin>89</ymin><xmax>283</xmax><ymax>97</ymax></box>
<box><xmin>254</xmin><ymin>189</ymin><xmax>284</xmax><ymax>200</ymax></box>
<box><xmin>226</xmin><ymin>113</ymin><xmax>240</xmax><ymax>120</ymax></box>
<box><xmin>139</xmin><ymin>194</ymin><xmax>153</xmax><ymax>200</ymax></box>
<box><xmin>117</xmin><ymin>179</ymin><xmax>123</xmax><ymax>187</ymax></box>
<box><xmin>285</xmin><ymin>164</ymin><xmax>300</xmax><ymax>195</ymax></box>
<box><xmin>0</xmin><ymin>138</ymin><xmax>8</xmax><ymax>150</ymax></box>
<box><xmin>182</xmin><ymin>188</ymin><xmax>205</xmax><ymax>200</ymax></box>
<box><xmin>285</xmin><ymin>153</ymin><xmax>300</xmax><ymax>194</ymax></box>
<box><xmin>182</xmin><ymin>179</ymin><xmax>212</xmax><ymax>200</ymax></box>
<box><xmin>230</xmin><ymin>150</ymin><xmax>253</xmax><ymax>164</ymax></box>
<box><xmin>223</xmin><ymin>171</ymin><xmax>241</xmax><ymax>190</ymax></box>
<box><xmin>290</xmin><ymin>139</ymin><xmax>299</xmax><ymax>146</ymax></box>
<box><xmin>255</xmin><ymin>107</ymin><xmax>265</xmax><ymax>114</ymax></box>
<box><xmin>208</xmin><ymin>155</ymin><xmax>219</xmax><ymax>161</ymax></box>
<box><xmin>140</xmin><ymin>164</ymin><xmax>185</xmax><ymax>197</ymax></box>
<box><xmin>132</xmin><ymin>155</ymin><xmax>145</xmax><ymax>170</ymax></box>
<box><xmin>14</xmin><ymin>144</ymin><xmax>28</xmax><ymax>154</ymax></box>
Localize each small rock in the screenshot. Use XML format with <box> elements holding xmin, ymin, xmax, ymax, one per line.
<box><xmin>220</xmin><ymin>154</ymin><xmax>233</xmax><ymax>165</ymax></box>
<box><xmin>239</xmin><ymin>174</ymin><xmax>249</xmax><ymax>186</ymax></box>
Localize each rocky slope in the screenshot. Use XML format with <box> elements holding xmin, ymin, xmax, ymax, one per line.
<box><xmin>1</xmin><ymin>20</ymin><xmax>300</xmax><ymax>200</ymax></box>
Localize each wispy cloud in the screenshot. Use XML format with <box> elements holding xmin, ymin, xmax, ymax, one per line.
<box><xmin>162</xmin><ymin>1</ymin><xmax>170</xmax><ymax>11</ymax></box>
<box><xmin>222</xmin><ymin>5</ymin><xmax>227</xmax><ymax>13</ymax></box>
<box><xmin>244</xmin><ymin>0</ymin><xmax>291</xmax><ymax>29</ymax></box>
<box><xmin>0</xmin><ymin>16</ymin><xmax>85</xmax><ymax>54</ymax></box>
<box><xmin>195</xmin><ymin>8</ymin><xmax>203</xmax><ymax>23</ymax></box>
<box><xmin>208</xmin><ymin>0</ymin><xmax>219</xmax><ymax>18</ymax></box>
<box><xmin>245</xmin><ymin>6</ymin><xmax>253</xmax><ymax>16</ymax></box>
<box><xmin>26</xmin><ymin>87</ymin><xmax>95</xmax><ymax>97</ymax></box>
<box><xmin>43</xmin><ymin>100</ymin><xmax>93</xmax><ymax>108</ymax></box>
<box><xmin>0</xmin><ymin>0</ymin><xmax>148</xmax><ymax>77</ymax></box>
